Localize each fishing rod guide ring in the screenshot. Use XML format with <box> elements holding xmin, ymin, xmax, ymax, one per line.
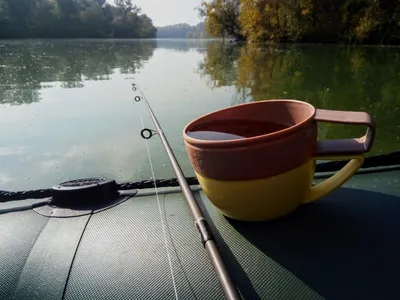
<box><xmin>141</xmin><ymin>128</ymin><xmax>158</xmax><ymax>140</ymax></box>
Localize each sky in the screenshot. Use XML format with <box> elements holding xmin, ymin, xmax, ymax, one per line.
<box><xmin>107</xmin><ymin>0</ymin><xmax>203</xmax><ymax>27</ymax></box>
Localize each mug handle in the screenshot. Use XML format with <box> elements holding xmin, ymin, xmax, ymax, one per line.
<box><xmin>304</xmin><ymin>109</ymin><xmax>376</xmax><ymax>204</ymax></box>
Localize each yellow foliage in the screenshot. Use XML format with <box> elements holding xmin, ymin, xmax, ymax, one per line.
<box><xmin>202</xmin><ymin>0</ymin><xmax>396</xmax><ymax>44</ymax></box>
<box><xmin>354</xmin><ymin>7</ymin><xmax>380</xmax><ymax>42</ymax></box>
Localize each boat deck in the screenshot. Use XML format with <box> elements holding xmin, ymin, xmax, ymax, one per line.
<box><xmin>1</xmin><ymin>168</ymin><xmax>399</xmax><ymax>300</ymax></box>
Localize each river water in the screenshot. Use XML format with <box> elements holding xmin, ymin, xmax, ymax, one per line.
<box><xmin>0</xmin><ymin>39</ymin><xmax>399</xmax><ymax>191</ymax></box>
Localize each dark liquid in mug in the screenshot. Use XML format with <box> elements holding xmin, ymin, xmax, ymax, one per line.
<box><xmin>187</xmin><ymin>119</ymin><xmax>289</xmax><ymax>141</ymax></box>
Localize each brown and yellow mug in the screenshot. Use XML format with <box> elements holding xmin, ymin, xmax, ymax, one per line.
<box><xmin>183</xmin><ymin>100</ymin><xmax>375</xmax><ymax>221</ymax></box>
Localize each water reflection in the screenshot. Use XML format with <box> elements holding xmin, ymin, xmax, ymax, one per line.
<box><xmin>0</xmin><ymin>39</ymin><xmax>222</xmax><ymax>191</ymax></box>
<box><xmin>155</xmin><ymin>38</ymin><xmax>211</xmax><ymax>53</ymax></box>
<box><xmin>0</xmin><ymin>40</ymin><xmax>157</xmax><ymax>105</ymax></box>
<box><xmin>1</xmin><ymin>40</ymin><xmax>399</xmax><ymax>191</ymax></box>
<box><xmin>199</xmin><ymin>42</ymin><xmax>400</xmax><ymax>156</ymax></box>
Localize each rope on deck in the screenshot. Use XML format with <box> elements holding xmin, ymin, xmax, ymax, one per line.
<box><xmin>1</xmin><ymin>151</ymin><xmax>399</xmax><ymax>202</ymax></box>
<box><xmin>0</xmin><ymin>177</ymin><xmax>200</xmax><ymax>202</ymax></box>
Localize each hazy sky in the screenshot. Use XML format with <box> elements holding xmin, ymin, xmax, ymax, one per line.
<box><xmin>107</xmin><ymin>0</ymin><xmax>203</xmax><ymax>27</ymax></box>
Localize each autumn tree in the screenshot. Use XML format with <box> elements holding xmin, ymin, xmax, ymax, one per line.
<box><xmin>198</xmin><ymin>0</ymin><xmax>245</xmax><ymax>40</ymax></box>
<box><xmin>199</xmin><ymin>0</ymin><xmax>400</xmax><ymax>44</ymax></box>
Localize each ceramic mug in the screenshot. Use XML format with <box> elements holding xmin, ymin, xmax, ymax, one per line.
<box><xmin>183</xmin><ymin>100</ymin><xmax>375</xmax><ymax>221</ymax></box>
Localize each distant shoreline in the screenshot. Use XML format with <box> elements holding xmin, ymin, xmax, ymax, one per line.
<box><xmin>0</xmin><ymin>37</ymin><xmax>224</xmax><ymax>41</ymax></box>
<box><xmin>1</xmin><ymin>38</ymin><xmax>399</xmax><ymax>47</ymax></box>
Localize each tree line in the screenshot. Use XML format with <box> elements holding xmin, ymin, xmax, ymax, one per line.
<box><xmin>198</xmin><ymin>0</ymin><xmax>400</xmax><ymax>44</ymax></box>
<box><xmin>156</xmin><ymin>22</ymin><xmax>210</xmax><ymax>39</ymax></box>
<box><xmin>0</xmin><ymin>0</ymin><xmax>157</xmax><ymax>38</ymax></box>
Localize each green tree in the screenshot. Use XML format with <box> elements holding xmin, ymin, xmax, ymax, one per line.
<box><xmin>0</xmin><ymin>0</ymin><xmax>157</xmax><ymax>39</ymax></box>
<box><xmin>0</xmin><ymin>0</ymin><xmax>36</xmax><ymax>37</ymax></box>
<box><xmin>80</xmin><ymin>1</ymin><xmax>113</xmax><ymax>37</ymax></box>
<box><xmin>138</xmin><ymin>14</ymin><xmax>157</xmax><ymax>38</ymax></box>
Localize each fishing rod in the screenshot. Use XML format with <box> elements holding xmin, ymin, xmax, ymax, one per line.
<box><xmin>132</xmin><ymin>83</ymin><xmax>242</xmax><ymax>300</ymax></box>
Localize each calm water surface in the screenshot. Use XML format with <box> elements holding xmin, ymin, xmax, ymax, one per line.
<box><xmin>0</xmin><ymin>39</ymin><xmax>399</xmax><ymax>190</ymax></box>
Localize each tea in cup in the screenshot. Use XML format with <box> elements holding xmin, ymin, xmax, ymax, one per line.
<box><xmin>183</xmin><ymin>100</ymin><xmax>375</xmax><ymax>221</ymax></box>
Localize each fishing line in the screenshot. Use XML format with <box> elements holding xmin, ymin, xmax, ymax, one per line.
<box><xmin>137</xmin><ymin>88</ymin><xmax>179</xmax><ymax>300</ymax></box>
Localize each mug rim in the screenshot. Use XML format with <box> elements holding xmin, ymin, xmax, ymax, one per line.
<box><xmin>183</xmin><ymin>99</ymin><xmax>316</xmax><ymax>147</ymax></box>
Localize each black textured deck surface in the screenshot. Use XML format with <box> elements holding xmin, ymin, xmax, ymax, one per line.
<box><xmin>63</xmin><ymin>192</ymin><xmax>223</xmax><ymax>300</ymax></box>
<box><xmin>195</xmin><ymin>170</ymin><xmax>400</xmax><ymax>299</ymax></box>
<box><xmin>0</xmin><ymin>169</ymin><xmax>399</xmax><ymax>300</ymax></box>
